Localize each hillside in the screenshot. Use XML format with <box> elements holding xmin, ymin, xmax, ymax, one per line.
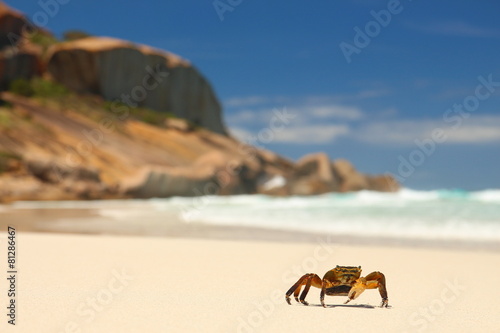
<box><xmin>0</xmin><ymin>2</ymin><xmax>398</xmax><ymax>202</ymax></box>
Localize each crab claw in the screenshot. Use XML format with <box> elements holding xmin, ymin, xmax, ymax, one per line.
<box><xmin>347</xmin><ymin>278</ymin><xmax>367</xmax><ymax>303</ymax></box>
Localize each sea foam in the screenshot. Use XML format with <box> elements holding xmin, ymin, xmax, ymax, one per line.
<box><xmin>4</xmin><ymin>188</ymin><xmax>500</xmax><ymax>243</ymax></box>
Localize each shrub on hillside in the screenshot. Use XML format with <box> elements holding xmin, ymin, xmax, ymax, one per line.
<box><xmin>9</xmin><ymin>78</ymin><xmax>69</xmax><ymax>99</ymax></box>
<box><xmin>8</xmin><ymin>79</ymin><xmax>34</xmax><ymax>97</ymax></box>
<box><xmin>31</xmin><ymin>78</ymin><xmax>69</xmax><ymax>98</ymax></box>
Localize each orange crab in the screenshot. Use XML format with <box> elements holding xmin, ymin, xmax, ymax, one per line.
<box><xmin>285</xmin><ymin>266</ymin><xmax>389</xmax><ymax>308</ymax></box>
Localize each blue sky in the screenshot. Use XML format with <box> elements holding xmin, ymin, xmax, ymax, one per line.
<box><xmin>11</xmin><ymin>0</ymin><xmax>500</xmax><ymax>190</ymax></box>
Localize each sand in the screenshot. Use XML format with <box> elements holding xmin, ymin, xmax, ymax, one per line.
<box><xmin>0</xmin><ymin>231</ymin><xmax>499</xmax><ymax>333</ymax></box>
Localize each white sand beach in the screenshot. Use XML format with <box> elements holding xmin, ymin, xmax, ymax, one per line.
<box><xmin>0</xmin><ymin>232</ymin><xmax>499</xmax><ymax>333</ymax></box>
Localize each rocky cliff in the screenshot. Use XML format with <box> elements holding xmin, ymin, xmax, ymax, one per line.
<box><xmin>0</xmin><ymin>2</ymin><xmax>226</xmax><ymax>135</ymax></box>
<box><xmin>46</xmin><ymin>37</ymin><xmax>227</xmax><ymax>135</ymax></box>
<box><xmin>0</xmin><ymin>3</ymin><xmax>42</xmax><ymax>90</ymax></box>
<box><xmin>0</xmin><ymin>2</ymin><xmax>26</xmax><ymax>48</ymax></box>
<box><xmin>0</xmin><ymin>2</ymin><xmax>398</xmax><ymax>202</ymax></box>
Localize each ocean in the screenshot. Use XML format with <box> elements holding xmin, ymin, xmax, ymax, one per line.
<box><xmin>7</xmin><ymin>189</ymin><xmax>500</xmax><ymax>244</ymax></box>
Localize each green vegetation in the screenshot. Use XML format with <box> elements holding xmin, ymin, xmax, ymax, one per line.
<box><xmin>8</xmin><ymin>78</ymin><xmax>69</xmax><ymax>99</ymax></box>
<box><xmin>131</xmin><ymin>107</ymin><xmax>177</xmax><ymax>125</ymax></box>
<box><xmin>8</xmin><ymin>79</ymin><xmax>195</xmax><ymax>130</ymax></box>
<box><xmin>27</xmin><ymin>30</ymin><xmax>59</xmax><ymax>54</ymax></box>
<box><xmin>0</xmin><ymin>110</ymin><xmax>12</xmax><ymax>128</ymax></box>
<box><xmin>103</xmin><ymin>101</ymin><xmax>177</xmax><ymax>126</ymax></box>
<box><xmin>63</xmin><ymin>30</ymin><xmax>92</xmax><ymax>41</ymax></box>
<box><xmin>31</xmin><ymin>78</ymin><xmax>69</xmax><ymax>98</ymax></box>
<box><xmin>8</xmin><ymin>79</ymin><xmax>34</xmax><ymax>97</ymax></box>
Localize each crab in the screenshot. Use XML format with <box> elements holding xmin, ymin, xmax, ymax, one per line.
<box><xmin>285</xmin><ymin>265</ymin><xmax>389</xmax><ymax>308</ymax></box>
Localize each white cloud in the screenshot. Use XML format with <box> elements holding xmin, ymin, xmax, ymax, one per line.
<box><xmin>223</xmin><ymin>95</ymin><xmax>291</xmax><ymax>108</ymax></box>
<box><xmin>226</xmin><ymin>104</ymin><xmax>364</xmax><ymax>127</ymax></box>
<box><xmin>274</xmin><ymin>125</ymin><xmax>350</xmax><ymax>144</ymax></box>
<box><xmin>229</xmin><ymin>127</ymin><xmax>254</xmax><ymax>141</ymax></box>
<box><xmin>354</xmin><ymin>115</ymin><xmax>500</xmax><ymax>145</ymax></box>
<box><xmin>355</xmin><ymin>120</ymin><xmax>435</xmax><ymax>144</ymax></box>
<box><xmin>225</xmin><ymin>109</ymin><xmax>261</xmax><ymax>125</ymax></box>
<box><xmin>224</xmin><ymin>90</ymin><xmax>390</xmax><ymax>110</ymax></box>
<box><xmin>308</xmin><ymin>105</ymin><xmax>364</xmax><ymax>120</ymax></box>
<box><xmin>300</xmin><ymin>90</ymin><xmax>390</xmax><ymax>104</ymax></box>
<box><xmin>224</xmin><ymin>96</ymin><xmax>272</xmax><ymax>108</ymax></box>
<box><xmin>229</xmin><ymin>124</ymin><xmax>350</xmax><ymax>145</ymax></box>
<box><xmin>444</xmin><ymin>117</ymin><xmax>500</xmax><ymax>143</ymax></box>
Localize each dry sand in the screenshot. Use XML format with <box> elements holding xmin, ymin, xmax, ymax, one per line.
<box><xmin>0</xmin><ymin>232</ymin><xmax>499</xmax><ymax>333</ymax></box>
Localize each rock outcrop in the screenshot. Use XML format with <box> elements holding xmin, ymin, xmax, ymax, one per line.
<box><xmin>0</xmin><ymin>3</ymin><xmax>399</xmax><ymax>202</ymax></box>
<box><xmin>0</xmin><ymin>156</ymin><xmax>111</xmax><ymax>202</ymax></box>
<box><xmin>0</xmin><ymin>50</ymin><xmax>41</xmax><ymax>90</ymax></box>
<box><xmin>332</xmin><ymin>159</ymin><xmax>398</xmax><ymax>192</ymax></box>
<box><xmin>288</xmin><ymin>153</ymin><xmax>340</xmax><ymax>195</ymax></box>
<box><xmin>0</xmin><ymin>3</ymin><xmax>41</xmax><ymax>90</ymax></box>
<box><xmin>0</xmin><ymin>2</ymin><xmax>226</xmax><ymax>135</ymax></box>
<box><xmin>123</xmin><ymin>166</ymin><xmax>218</xmax><ymax>198</ymax></box>
<box><xmin>46</xmin><ymin>37</ymin><xmax>227</xmax><ymax>135</ymax></box>
<box><xmin>0</xmin><ymin>94</ymin><xmax>398</xmax><ymax>202</ymax></box>
<box><xmin>282</xmin><ymin>155</ymin><xmax>398</xmax><ymax>195</ymax></box>
<box><xmin>0</xmin><ymin>2</ymin><xmax>27</xmax><ymax>49</ymax></box>
<box><xmin>332</xmin><ymin>159</ymin><xmax>369</xmax><ymax>192</ymax></box>
<box><xmin>0</xmin><ymin>92</ymin><xmax>297</xmax><ymax>201</ymax></box>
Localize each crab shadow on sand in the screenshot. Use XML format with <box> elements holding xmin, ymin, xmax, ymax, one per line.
<box><xmin>297</xmin><ymin>303</ymin><xmax>392</xmax><ymax>309</ymax></box>
<box><xmin>310</xmin><ymin>303</ymin><xmax>374</xmax><ymax>309</ymax></box>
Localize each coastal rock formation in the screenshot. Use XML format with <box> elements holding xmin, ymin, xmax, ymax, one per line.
<box><xmin>289</xmin><ymin>153</ymin><xmax>340</xmax><ymax>195</ymax></box>
<box><xmin>123</xmin><ymin>166</ymin><xmax>217</xmax><ymax>198</ymax></box>
<box><xmin>0</xmin><ymin>51</ymin><xmax>41</xmax><ymax>90</ymax></box>
<box><xmin>0</xmin><ymin>157</ymin><xmax>109</xmax><ymax>201</ymax></box>
<box><xmin>0</xmin><ymin>3</ymin><xmax>41</xmax><ymax>89</ymax></box>
<box><xmin>285</xmin><ymin>155</ymin><xmax>398</xmax><ymax>195</ymax></box>
<box><xmin>332</xmin><ymin>159</ymin><xmax>369</xmax><ymax>192</ymax></box>
<box><xmin>332</xmin><ymin>159</ymin><xmax>398</xmax><ymax>192</ymax></box>
<box><xmin>0</xmin><ymin>2</ymin><xmax>27</xmax><ymax>49</ymax></box>
<box><xmin>124</xmin><ymin>148</ymin><xmax>290</xmax><ymax>198</ymax></box>
<box><xmin>46</xmin><ymin>37</ymin><xmax>227</xmax><ymax>135</ymax></box>
<box><xmin>0</xmin><ymin>93</ymin><xmax>398</xmax><ymax>202</ymax></box>
<box><xmin>367</xmin><ymin>174</ymin><xmax>399</xmax><ymax>192</ymax></box>
<box><xmin>0</xmin><ymin>92</ymin><xmax>295</xmax><ymax>201</ymax></box>
<box><xmin>0</xmin><ymin>3</ymin><xmax>399</xmax><ymax>202</ymax></box>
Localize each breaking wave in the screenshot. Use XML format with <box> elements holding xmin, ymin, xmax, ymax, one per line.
<box><xmin>7</xmin><ymin>188</ymin><xmax>500</xmax><ymax>243</ymax></box>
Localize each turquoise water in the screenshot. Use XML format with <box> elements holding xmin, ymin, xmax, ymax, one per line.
<box><xmin>168</xmin><ymin>188</ymin><xmax>500</xmax><ymax>242</ymax></box>
<box><xmin>7</xmin><ymin>189</ymin><xmax>500</xmax><ymax>242</ymax></box>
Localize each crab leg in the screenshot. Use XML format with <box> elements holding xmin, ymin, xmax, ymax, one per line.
<box><xmin>320</xmin><ymin>270</ymin><xmax>342</xmax><ymax>308</ymax></box>
<box><xmin>292</xmin><ymin>281</ymin><xmax>302</xmax><ymax>303</ymax></box>
<box><xmin>286</xmin><ymin>274</ymin><xmax>308</xmax><ymax>305</ymax></box>
<box><xmin>320</xmin><ymin>283</ymin><xmax>327</xmax><ymax>308</ymax></box>
<box><xmin>285</xmin><ymin>273</ymin><xmax>322</xmax><ymax>305</ymax></box>
<box><xmin>299</xmin><ymin>277</ymin><xmax>313</xmax><ymax>305</ymax></box>
<box><xmin>364</xmin><ymin>271</ymin><xmax>389</xmax><ymax>307</ymax></box>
